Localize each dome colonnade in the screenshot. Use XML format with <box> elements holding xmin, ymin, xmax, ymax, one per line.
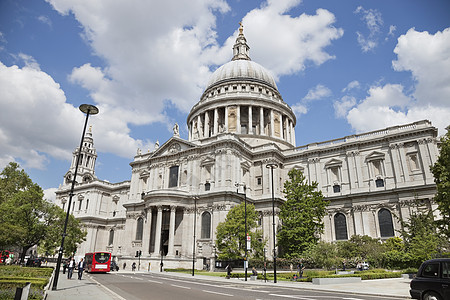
<box><xmin>187</xmin><ymin>24</ymin><xmax>296</xmax><ymax>149</ymax></box>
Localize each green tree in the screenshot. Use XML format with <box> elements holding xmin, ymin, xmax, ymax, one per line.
<box><xmin>303</xmin><ymin>241</ymin><xmax>340</xmax><ymax>270</ymax></box>
<box><xmin>431</xmin><ymin>127</ymin><xmax>450</xmax><ymax>239</ymax></box>
<box><xmin>39</xmin><ymin>205</ymin><xmax>86</xmax><ymax>257</ymax></box>
<box><xmin>278</xmin><ymin>169</ymin><xmax>328</xmax><ymax>258</ymax></box>
<box><xmin>215</xmin><ymin>202</ymin><xmax>265</xmax><ymax>260</ymax></box>
<box><xmin>398</xmin><ymin>202</ymin><xmax>448</xmax><ymax>267</ymax></box>
<box><xmin>0</xmin><ymin>162</ymin><xmax>86</xmax><ymax>261</ymax></box>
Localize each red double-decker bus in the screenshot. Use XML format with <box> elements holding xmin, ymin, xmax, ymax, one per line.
<box><xmin>84</xmin><ymin>252</ymin><xmax>111</xmax><ymax>273</ymax></box>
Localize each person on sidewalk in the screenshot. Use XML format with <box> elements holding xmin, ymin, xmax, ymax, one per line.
<box><xmin>123</xmin><ymin>262</ymin><xmax>126</xmax><ymax>270</ymax></box>
<box><xmin>225</xmin><ymin>264</ymin><xmax>232</xmax><ymax>279</ymax></box>
<box><xmin>67</xmin><ymin>258</ymin><xmax>75</xmax><ymax>279</ymax></box>
<box><xmin>62</xmin><ymin>260</ymin><xmax>67</xmax><ymax>274</ymax></box>
<box><xmin>297</xmin><ymin>260</ymin><xmax>305</xmax><ymax>278</ymax></box>
<box><xmin>78</xmin><ymin>258</ymin><xmax>86</xmax><ymax>280</ymax></box>
<box><xmin>132</xmin><ymin>262</ymin><xmax>136</xmax><ymax>272</ymax></box>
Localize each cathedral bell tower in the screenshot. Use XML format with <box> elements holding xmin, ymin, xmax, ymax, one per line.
<box><xmin>63</xmin><ymin>126</ymin><xmax>97</xmax><ymax>185</ymax></box>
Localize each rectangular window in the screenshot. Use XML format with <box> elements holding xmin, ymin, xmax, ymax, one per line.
<box><xmin>376</xmin><ymin>178</ymin><xmax>384</xmax><ymax>187</ymax></box>
<box><xmin>169</xmin><ymin>166</ymin><xmax>179</xmax><ymax>188</ymax></box>
<box><xmin>333</xmin><ymin>184</ymin><xmax>341</xmax><ymax>193</ymax></box>
<box><xmin>78</xmin><ymin>200</ymin><xmax>82</xmax><ymax>211</ymax></box>
<box><xmin>257</xmin><ymin>177</ymin><xmax>262</xmax><ymax>185</ymax></box>
<box><xmin>443</xmin><ymin>262</ymin><xmax>449</xmax><ymax>278</ymax></box>
<box><xmin>422</xmin><ymin>262</ymin><xmax>439</xmax><ymax>278</ymax></box>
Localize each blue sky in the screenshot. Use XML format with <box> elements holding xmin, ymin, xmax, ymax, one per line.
<box><xmin>0</xmin><ymin>0</ymin><xmax>449</xmax><ymax>200</ymax></box>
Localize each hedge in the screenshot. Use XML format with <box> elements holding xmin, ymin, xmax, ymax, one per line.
<box><xmin>0</xmin><ymin>266</ymin><xmax>53</xmax><ymax>300</ymax></box>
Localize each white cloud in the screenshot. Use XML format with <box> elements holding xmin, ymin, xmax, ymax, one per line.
<box><xmin>354</xmin><ymin>6</ymin><xmax>383</xmax><ymax>52</ymax></box>
<box><xmin>393</xmin><ymin>28</ymin><xmax>450</xmax><ymax>107</ymax></box>
<box><xmin>38</xmin><ymin>15</ymin><xmax>52</xmax><ymax>27</ymax></box>
<box><xmin>0</xmin><ymin>61</ymin><xmax>81</xmax><ymax>170</ymax></box>
<box><xmin>345</xmin><ymin>84</ymin><xmax>411</xmax><ymax>132</ymax></box>
<box><xmin>334</xmin><ymin>95</ymin><xmax>356</xmax><ymax>118</ymax></box>
<box><xmin>302</xmin><ymin>84</ymin><xmax>332</xmax><ymax>101</ymax></box>
<box><xmin>339</xmin><ymin>27</ymin><xmax>450</xmax><ymax>135</ymax></box>
<box><xmin>241</xmin><ymin>4</ymin><xmax>344</xmax><ymax>77</ymax></box>
<box><xmin>291</xmin><ymin>103</ymin><xmax>308</xmax><ymax>116</ymax></box>
<box><xmin>341</xmin><ymin>80</ymin><xmax>360</xmax><ymax>92</ymax></box>
<box><xmin>386</xmin><ymin>25</ymin><xmax>396</xmax><ymax>40</ymax></box>
<box><xmin>44</xmin><ymin>188</ymin><xmax>57</xmax><ymax>203</ymax></box>
<box><xmin>1</xmin><ymin>1</ymin><xmax>346</xmax><ymax>173</ymax></box>
<box><xmin>0</xmin><ymin>59</ymin><xmax>149</xmax><ymax>171</ymax></box>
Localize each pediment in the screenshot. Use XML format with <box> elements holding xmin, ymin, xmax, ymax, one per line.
<box><xmin>152</xmin><ymin>137</ymin><xmax>195</xmax><ymax>157</ymax></box>
<box><xmin>241</xmin><ymin>161</ymin><xmax>251</xmax><ymax>172</ymax></box>
<box><xmin>325</xmin><ymin>158</ymin><xmax>342</xmax><ymax>168</ymax></box>
<box><xmin>365</xmin><ymin>151</ymin><xmax>385</xmax><ymax>161</ymax></box>
<box><xmin>201</xmin><ymin>156</ymin><xmax>215</xmax><ymax>166</ymax></box>
<box><xmin>291</xmin><ymin>164</ymin><xmax>304</xmax><ymax>171</ymax></box>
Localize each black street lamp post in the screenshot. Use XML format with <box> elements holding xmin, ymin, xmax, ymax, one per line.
<box><xmin>52</xmin><ymin>104</ymin><xmax>99</xmax><ymax>290</ymax></box>
<box><xmin>266</xmin><ymin>162</ymin><xmax>278</xmax><ymax>283</ymax></box>
<box><xmin>192</xmin><ymin>196</ymin><xmax>198</xmax><ymax>276</ymax></box>
<box><xmin>235</xmin><ymin>183</ymin><xmax>248</xmax><ymax>281</ymax></box>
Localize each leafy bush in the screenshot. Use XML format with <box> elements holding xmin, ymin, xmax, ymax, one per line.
<box><xmin>381</xmin><ymin>250</ymin><xmax>412</xmax><ymax>269</ymax></box>
<box><xmin>0</xmin><ymin>266</ymin><xmax>52</xmax><ymax>300</ymax></box>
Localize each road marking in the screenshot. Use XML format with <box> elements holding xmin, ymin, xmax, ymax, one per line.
<box><xmin>89</xmin><ymin>275</ymin><xmax>127</xmax><ymax>300</ymax></box>
<box><xmin>134</xmin><ymin>277</ymin><xmax>143</xmax><ymax>280</ymax></box>
<box><xmin>343</xmin><ymin>298</ymin><xmax>364</xmax><ymax>300</ymax></box>
<box><xmin>147</xmin><ymin>279</ymin><xmax>163</xmax><ymax>284</ymax></box>
<box><xmin>171</xmin><ymin>284</ymin><xmax>191</xmax><ymax>289</ymax></box>
<box><xmin>203</xmin><ymin>290</ymin><xmax>233</xmax><ymax>297</ymax></box>
<box><xmin>269</xmin><ymin>294</ymin><xmax>316</xmax><ymax>299</ymax></box>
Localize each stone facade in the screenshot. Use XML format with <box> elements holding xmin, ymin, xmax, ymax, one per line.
<box><xmin>55</xmin><ymin>25</ymin><xmax>439</xmax><ymax>271</ymax></box>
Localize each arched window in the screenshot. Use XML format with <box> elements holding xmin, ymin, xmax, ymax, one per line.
<box><xmin>136</xmin><ymin>217</ymin><xmax>144</xmax><ymax>241</ymax></box>
<box><xmin>334</xmin><ymin>213</ymin><xmax>348</xmax><ymax>240</ymax></box>
<box><xmin>378</xmin><ymin>209</ymin><xmax>395</xmax><ymax>237</ymax></box>
<box><xmin>201</xmin><ymin>212</ymin><xmax>211</xmax><ymax>239</ymax></box>
<box><xmin>108</xmin><ymin>229</ymin><xmax>114</xmax><ymax>246</ymax></box>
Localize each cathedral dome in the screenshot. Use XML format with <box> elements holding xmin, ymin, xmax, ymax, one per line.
<box><xmin>206</xmin><ymin>60</ymin><xmax>278</xmax><ymax>91</ymax></box>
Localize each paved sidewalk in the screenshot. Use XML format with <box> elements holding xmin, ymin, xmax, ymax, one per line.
<box><xmin>46</xmin><ymin>270</ymin><xmax>412</xmax><ymax>299</ymax></box>
<box><xmin>46</xmin><ymin>271</ymin><xmax>125</xmax><ymax>300</ymax></box>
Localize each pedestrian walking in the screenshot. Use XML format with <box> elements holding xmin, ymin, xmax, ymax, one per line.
<box><xmin>123</xmin><ymin>262</ymin><xmax>126</xmax><ymax>270</ymax></box>
<box><xmin>78</xmin><ymin>258</ymin><xmax>86</xmax><ymax>280</ymax></box>
<box><xmin>63</xmin><ymin>260</ymin><xmax>67</xmax><ymax>274</ymax></box>
<box><xmin>67</xmin><ymin>258</ymin><xmax>75</xmax><ymax>279</ymax></box>
<box><xmin>132</xmin><ymin>262</ymin><xmax>136</xmax><ymax>272</ymax></box>
<box><xmin>225</xmin><ymin>264</ymin><xmax>232</xmax><ymax>279</ymax></box>
<box><xmin>297</xmin><ymin>260</ymin><xmax>305</xmax><ymax>278</ymax></box>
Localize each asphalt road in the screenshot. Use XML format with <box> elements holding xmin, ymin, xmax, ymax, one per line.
<box><xmin>91</xmin><ymin>272</ymin><xmax>408</xmax><ymax>300</ymax></box>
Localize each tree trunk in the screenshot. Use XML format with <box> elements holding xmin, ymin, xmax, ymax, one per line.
<box><xmin>19</xmin><ymin>245</ymin><xmax>32</xmax><ymax>264</ymax></box>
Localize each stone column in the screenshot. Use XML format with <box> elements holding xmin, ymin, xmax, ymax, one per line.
<box><xmin>389</xmin><ymin>144</ymin><xmax>402</xmax><ymax>185</ymax></box>
<box><xmin>270</xmin><ymin>109</ymin><xmax>274</xmax><ymax>137</ymax></box>
<box><xmin>291</xmin><ymin>123</ymin><xmax>296</xmax><ymax>146</ymax></box>
<box><xmin>397</xmin><ymin>143</ymin><xmax>410</xmax><ymax>182</ymax></box>
<box><xmin>143</xmin><ymin>207</ymin><xmax>152</xmax><ymax>254</ymax></box>
<box><xmin>205</xmin><ymin>111</ymin><xmax>210</xmax><ymax>138</ymax></box>
<box><xmin>197</xmin><ymin>115</ymin><xmax>203</xmax><ymax>139</ymax></box>
<box><xmin>260</xmin><ymin>107</ymin><xmax>264</xmax><ymax>135</ymax></box>
<box><xmin>167</xmin><ymin>206</ymin><xmax>176</xmax><ymax>257</ymax></box>
<box><xmin>154</xmin><ymin>206</ymin><xmax>162</xmax><ymax>256</ymax></box>
<box><xmin>188</xmin><ymin>121</ymin><xmax>192</xmax><ymax>141</ymax></box>
<box><xmin>418</xmin><ymin>139</ymin><xmax>433</xmax><ymax>184</ymax></box>
<box><xmin>224</xmin><ymin>106</ymin><xmax>228</xmax><ymax>133</ymax></box>
<box><xmin>181</xmin><ymin>207</ymin><xmax>188</xmax><ymax>256</ymax></box>
<box><xmin>213</xmin><ymin>108</ymin><xmax>218</xmax><ymax>135</ymax></box>
<box><xmin>248</xmin><ymin>106</ymin><xmax>253</xmax><ymax>134</ymax></box>
<box><xmin>236</xmin><ymin>105</ymin><xmax>241</xmax><ymax>134</ymax></box>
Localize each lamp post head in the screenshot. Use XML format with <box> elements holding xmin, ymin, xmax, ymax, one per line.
<box><xmin>79</xmin><ymin>104</ymin><xmax>99</xmax><ymax>115</ymax></box>
<box><xmin>266</xmin><ymin>162</ymin><xmax>278</xmax><ymax>169</ymax></box>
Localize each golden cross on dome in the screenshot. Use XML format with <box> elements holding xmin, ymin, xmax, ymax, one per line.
<box><xmin>239</xmin><ymin>21</ymin><xmax>243</xmax><ymax>34</ymax></box>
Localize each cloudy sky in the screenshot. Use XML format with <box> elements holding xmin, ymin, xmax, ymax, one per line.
<box><xmin>1</xmin><ymin>0</ymin><xmax>449</xmax><ymax>201</ymax></box>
